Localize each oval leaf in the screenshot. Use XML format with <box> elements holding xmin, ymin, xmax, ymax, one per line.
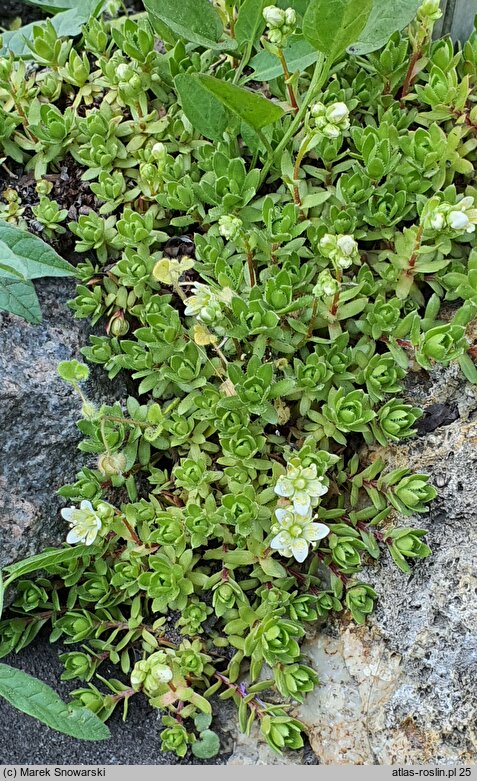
<box><xmin>0</xmin><ymin>221</ymin><xmax>74</xmax><ymax>280</ymax></box>
<box><xmin>174</xmin><ymin>74</ymin><xmax>230</xmax><ymax>141</ymax></box>
<box><xmin>235</xmin><ymin>0</ymin><xmax>266</xmax><ymax>50</ymax></box>
<box><xmin>0</xmin><ymin>279</ymin><xmax>41</xmax><ymax>324</ymax></box>
<box><xmin>0</xmin><ymin>664</ymin><xmax>110</xmax><ymax>740</ymax></box>
<box><xmin>303</xmin><ymin>0</ymin><xmax>373</xmax><ymax>61</ymax></box>
<box><xmin>144</xmin><ymin>0</ymin><xmax>235</xmax><ymax>50</ymax></box>
<box><xmin>197</xmin><ymin>74</ymin><xmax>284</xmax><ymax>130</ymax></box>
<box><xmin>347</xmin><ymin>0</ymin><xmax>421</xmax><ymax>55</ymax></box>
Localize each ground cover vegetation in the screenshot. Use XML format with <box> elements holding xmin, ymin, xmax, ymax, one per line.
<box><xmin>0</xmin><ymin>0</ymin><xmax>476</xmax><ymax>759</ymax></box>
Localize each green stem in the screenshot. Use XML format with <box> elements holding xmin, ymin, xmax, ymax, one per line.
<box><xmin>278</xmin><ymin>47</ymin><xmax>298</xmax><ymax>112</ymax></box>
<box><xmin>292</xmin><ymin>134</ymin><xmax>312</xmax><ymax>208</ymax></box>
<box><xmin>233</xmin><ymin>41</ymin><xmax>253</xmax><ymax>85</ymax></box>
<box><xmin>258</xmin><ymin>54</ymin><xmax>329</xmax><ymax>188</ymax></box>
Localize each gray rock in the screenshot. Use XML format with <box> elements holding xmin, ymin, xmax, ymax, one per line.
<box><xmin>0</xmin><ymin>277</ymin><xmax>127</xmax><ymax>569</ymax></box>
<box><xmin>298</xmin><ymin>365</ymin><xmax>477</xmax><ymax>764</ymax></box>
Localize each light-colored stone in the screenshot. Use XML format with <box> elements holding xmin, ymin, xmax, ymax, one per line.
<box><xmin>297</xmin><ymin>366</ymin><xmax>477</xmax><ymax>765</ymax></box>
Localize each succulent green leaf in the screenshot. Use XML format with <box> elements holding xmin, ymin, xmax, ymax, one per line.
<box><xmin>0</xmin><ymin>1</ymin><xmax>102</xmax><ymax>56</ymax></box>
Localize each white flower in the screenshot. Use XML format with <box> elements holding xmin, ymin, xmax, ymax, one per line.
<box><xmin>263</xmin><ymin>5</ymin><xmax>285</xmax><ymax>27</ymax></box>
<box><xmin>424</xmin><ymin>195</ymin><xmax>477</xmax><ymax>235</ymax></box>
<box><xmin>61</xmin><ymin>500</ymin><xmax>102</xmax><ymax>546</ymax></box>
<box><xmin>319</xmin><ymin>232</ymin><xmax>359</xmax><ymax>269</ymax></box>
<box><xmin>274</xmin><ymin>461</ymin><xmax>328</xmax><ymax>515</ymax></box>
<box><xmin>326</xmin><ymin>102</ymin><xmax>349</xmax><ymax>124</ymax></box>
<box><xmin>284</xmin><ymin>7</ymin><xmax>296</xmax><ymax>26</ymax></box>
<box><xmin>313</xmin><ymin>269</ymin><xmax>340</xmax><ymax>298</ymax></box>
<box><xmin>184</xmin><ymin>283</ymin><xmax>233</xmax><ymax>325</ymax></box>
<box><xmin>322</xmin><ymin>123</ymin><xmax>341</xmax><ymax>139</ymax></box>
<box><xmin>447</xmin><ymin>210</ymin><xmax>471</xmax><ymax>232</ymax></box>
<box><xmin>218</xmin><ymin>214</ymin><xmax>243</xmax><ymax>241</ymax></box>
<box><xmin>310</xmin><ymin>101</ymin><xmax>326</xmax><ymax>118</ymax></box>
<box><xmin>337</xmin><ymin>234</ymin><xmax>358</xmax><ymax>257</ymax></box>
<box><xmin>429</xmin><ymin>211</ymin><xmax>445</xmax><ymax>231</ymax></box>
<box><xmin>270</xmin><ymin>507</ymin><xmax>329</xmax><ymax>562</ymax></box>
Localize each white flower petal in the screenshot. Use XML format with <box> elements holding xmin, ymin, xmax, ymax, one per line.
<box><xmin>293</xmin><ymin>494</ymin><xmax>311</xmax><ymax>516</ymax></box>
<box><xmin>274</xmin><ymin>507</ymin><xmax>289</xmax><ymax>524</ymax></box>
<box><xmin>275</xmin><ymin>477</ymin><xmax>294</xmax><ymax>498</ymax></box>
<box><xmin>80</xmin><ymin>500</ymin><xmax>94</xmax><ymax>512</ymax></box>
<box><xmin>291</xmin><ymin>538</ymin><xmax>309</xmax><ymax>563</ymax></box>
<box><xmin>60</xmin><ymin>508</ymin><xmax>74</xmax><ymax>521</ymax></box>
<box><xmin>304</xmin><ymin>522</ymin><xmax>330</xmax><ymax>541</ymax></box>
<box><xmin>270</xmin><ymin>532</ymin><xmax>287</xmax><ymax>550</ymax></box>
<box><xmin>66</xmin><ymin>529</ymin><xmax>83</xmax><ymax>544</ymax></box>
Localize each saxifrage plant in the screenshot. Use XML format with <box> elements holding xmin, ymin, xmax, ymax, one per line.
<box><xmin>1</xmin><ymin>0</ymin><xmax>476</xmax><ymax>759</ymax></box>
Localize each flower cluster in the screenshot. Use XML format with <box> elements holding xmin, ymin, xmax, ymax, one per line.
<box><xmin>319</xmin><ymin>233</ymin><xmax>360</xmax><ymax>269</ymax></box>
<box><xmin>263</xmin><ymin>6</ymin><xmax>297</xmax><ymax>46</ymax></box>
<box><xmin>310</xmin><ymin>101</ymin><xmax>351</xmax><ymax>138</ymax></box>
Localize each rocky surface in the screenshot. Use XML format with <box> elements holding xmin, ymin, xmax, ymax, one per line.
<box><xmin>0</xmin><ymin>278</ymin><xmax>127</xmax><ymax>569</ymax></box>
<box><xmin>297</xmin><ymin>364</ymin><xmax>477</xmax><ymax>765</ymax></box>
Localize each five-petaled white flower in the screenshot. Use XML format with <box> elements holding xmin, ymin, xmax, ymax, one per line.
<box><xmin>270</xmin><ymin>507</ymin><xmax>329</xmax><ymax>563</ymax></box>
<box><xmin>61</xmin><ymin>500</ymin><xmax>102</xmax><ymax>546</ymax></box>
<box><xmin>274</xmin><ymin>461</ymin><xmax>328</xmax><ymax>515</ymax></box>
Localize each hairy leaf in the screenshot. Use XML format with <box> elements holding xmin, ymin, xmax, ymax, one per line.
<box><xmin>144</xmin><ymin>0</ymin><xmax>235</xmax><ymax>50</ymax></box>
<box><xmin>235</xmin><ymin>0</ymin><xmax>267</xmax><ymax>50</ymax></box>
<box><xmin>4</xmin><ymin>546</ymin><xmax>90</xmax><ymax>583</ymax></box>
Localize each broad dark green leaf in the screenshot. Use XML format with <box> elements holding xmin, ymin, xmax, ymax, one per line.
<box><xmin>347</xmin><ymin>0</ymin><xmax>421</xmax><ymax>55</ymax></box>
<box><xmin>144</xmin><ymin>0</ymin><xmax>235</xmax><ymax>50</ymax></box>
<box><xmin>198</xmin><ymin>74</ymin><xmax>284</xmax><ymax>130</ymax></box>
<box><xmin>303</xmin><ymin>0</ymin><xmax>373</xmax><ymax>61</ymax></box>
<box><xmin>4</xmin><ymin>545</ymin><xmax>90</xmax><ymax>582</ymax></box>
<box><xmin>235</xmin><ymin>0</ymin><xmax>266</xmax><ymax>50</ymax></box>
<box><xmin>0</xmin><ymin>1</ymin><xmax>102</xmax><ymax>57</ymax></box>
<box><xmin>0</xmin><ymin>221</ymin><xmax>74</xmax><ymax>280</ymax></box>
<box><xmin>174</xmin><ymin>74</ymin><xmax>230</xmax><ymax>141</ymax></box>
<box><xmin>0</xmin><ymin>279</ymin><xmax>42</xmax><ymax>323</ymax></box>
<box><xmin>0</xmin><ymin>664</ymin><xmax>110</xmax><ymax>740</ymax></box>
<box><xmin>23</xmin><ymin>0</ymin><xmax>90</xmax><ymax>11</ymax></box>
<box><xmin>248</xmin><ymin>35</ymin><xmax>319</xmax><ymax>82</ymax></box>
<box><xmin>276</xmin><ymin>0</ymin><xmax>309</xmax><ymax>14</ymax></box>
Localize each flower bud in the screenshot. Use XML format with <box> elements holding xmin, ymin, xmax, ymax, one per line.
<box><xmin>97</xmin><ymin>451</ymin><xmax>127</xmax><ymax>477</ymax></box>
